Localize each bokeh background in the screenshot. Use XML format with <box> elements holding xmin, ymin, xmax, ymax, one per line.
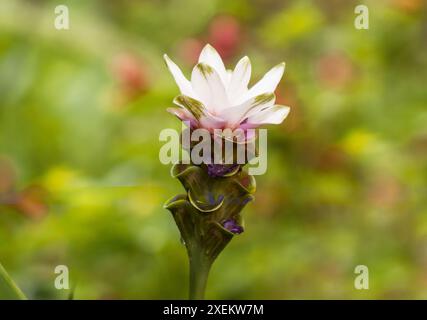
<box><xmin>0</xmin><ymin>0</ymin><xmax>427</xmax><ymax>299</ymax></box>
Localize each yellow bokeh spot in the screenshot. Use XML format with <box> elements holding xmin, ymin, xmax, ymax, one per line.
<box><xmin>126</xmin><ymin>185</ymin><xmax>162</xmax><ymax>217</ymax></box>
<box><xmin>341</xmin><ymin>130</ymin><xmax>376</xmax><ymax>156</ymax></box>
<box><xmin>43</xmin><ymin>166</ymin><xmax>80</xmax><ymax>192</ymax></box>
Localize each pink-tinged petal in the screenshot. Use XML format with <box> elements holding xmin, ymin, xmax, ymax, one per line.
<box><xmin>163</xmin><ymin>54</ymin><xmax>194</xmax><ymax>97</ymax></box>
<box><xmin>228</xmin><ymin>56</ymin><xmax>251</xmax><ymax>104</ymax></box>
<box><xmin>244</xmin><ymin>128</ymin><xmax>257</xmax><ymax>141</ymax></box>
<box><xmin>167</xmin><ymin>107</ymin><xmax>198</xmax><ymax>127</ymax></box>
<box><xmin>173</xmin><ymin>95</ymin><xmax>206</xmax><ymax>120</ymax></box>
<box><xmin>219</xmin><ymin>92</ymin><xmax>275</xmax><ymax>127</ymax></box>
<box><xmin>191</xmin><ymin>63</ymin><xmax>230</xmax><ymax>114</ymax></box>
<box><xmin>240</xmin><ymin>62</ymin><xmax>285</xmax><ymax>103</ymax></box>
<box><xmin>198</xmin><ymin>44</ymin><xmax>228</xmax><ymax>85</ymax></box>
<box><xmin>245</xmin><ymin>105</ymin><xmax>290</xmax><ymax>126</ymax></box>
<box><xmin>173</xmin><ymin>94</ymin><xmax>226</xmax><ymax>130</ymax></box>
<box><xmin>199</xmin><ymin>114</ymin><xmax>227</xmax><ymax>131</ymax></box>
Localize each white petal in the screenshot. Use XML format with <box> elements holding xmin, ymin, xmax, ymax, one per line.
<box><xmin>166</xmin><ymin>107</ymin><xmax>197</xmax><ymax>127</ymax></box>
<box><xmin>199</xmin><ymin>114</ymin><xmax>227</xmax><ymax>131</ymax></box>
<box><xmin>228</xmin><ymin>56</ymin><xmax>251</xmax><ymax>104</ymax></box>
<box><xmin>173</xmin><ymin>94</ymin><xmax>226</xmax><ymax>129</ymax></box>
<box><xmin>219</xmin><ymin>92</ymin><xmax>275</xmax><ymax>127</ymax></box>
<box><xmin>173</xmin><ymin>95</ymin><xmax>207</xmax><ymax>120</ymax></box>
<box><xmin>226</xmin><ymin>69</ymin><xmax>233</xmax><ymax>86</ymax></box>
<box><xmin>246</xmin><ymin>105</ymin><xmax>290</xmax><ymax>126</ymax></box>
<box><xmin>241</xmin><ymin>62</ymin><xmax>286</xmax><ymax>103</ymax></box>
<box><xmin>167</xmin><ymin>106</ymin><xmax>194</xmax><ymax>119</ymax></box>
<box><xmin>191</xmin><ymin>63</ymin><xmax>230</xmax><ymax>114</ymax></box>
<box><xmin>198</xmin><ymin>44</ymin><xmax>228</xmax><ymax>85</ymax></box>
<box><xmin>163</xmin><ymin>54</ymin><xmax>194</xmax><ymax>97</ymax></box>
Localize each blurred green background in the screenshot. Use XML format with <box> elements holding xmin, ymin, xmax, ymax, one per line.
<box><xmin>0</xmin><ymin>0</ymin><xmax>427</xmax><ymax>299</ymax></box>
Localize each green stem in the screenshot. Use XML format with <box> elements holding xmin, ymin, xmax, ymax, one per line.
<box><xmin>189</xmin><ymin>248</ymin><xmax>213</xmax><ymax>300</ymax></box>
<box><xmin>0</xmin><ymin>262</ymin><xmax>27</xmax><ymax>300</ymax></box>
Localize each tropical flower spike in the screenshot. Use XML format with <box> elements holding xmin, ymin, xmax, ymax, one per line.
<box><xmin>163</xmin><ymin>44</ymin><xmax>289</xmax><ymax>299</ymax></box>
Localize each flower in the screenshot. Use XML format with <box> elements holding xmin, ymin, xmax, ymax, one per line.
<box><xmin>222</xmin><ymin>218</ymin><xmax>244</xmax><ymax>234</ymax></box>
<box><xmin>207</xmin><ymin>163</ymin><xmax>239</xmax><ymax>178</ymax></box>
<box><xmin>164</xmin><ymin>44</ymin><xmax>290</xmax><ymax>132</ymax></box>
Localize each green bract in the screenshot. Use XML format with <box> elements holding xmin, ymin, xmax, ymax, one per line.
<box><xmin>164</xmin><ymin>163</ymin><xmax>256</xmax><ymax>299</ymax></box>
<box><xmin>165</xmin><ymin>163</ymin><xmax>255</xmax><ymax>260</ymax></box>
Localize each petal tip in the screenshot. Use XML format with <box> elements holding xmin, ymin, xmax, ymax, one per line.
<box><xmin>240</xmin><ymin>56</ymin><xmax>251</xmax><ymax>68</ymax></box>
<box><xmin>276</xmin><ymin>62</ymin><xmax>286</xmax><ymax>71</ymax></box>
<box><xmin>241</xmin><ymin>55</ymin><xmax>250</xmax><ymax>62</ymax></box>
<box><xmin>203</xmin><ymin>43</ymin><xmax>216</xmax><ymax>51</ymax></box>
<box><xmin>163</xmin><ymin>53</ymin><xmax>171</xmax><ymax>65</ymax></box>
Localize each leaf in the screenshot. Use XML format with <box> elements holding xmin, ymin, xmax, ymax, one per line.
<box><xmin>0</xmin><ymin>262</ymin><xmax>27</xmax><ymax>300</ymax></box>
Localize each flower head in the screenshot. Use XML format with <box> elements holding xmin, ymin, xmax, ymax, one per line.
<box><xmin>164</xmin><ymin>44</ymin><xmax>290</xmax><ymax>132</ymax></box>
